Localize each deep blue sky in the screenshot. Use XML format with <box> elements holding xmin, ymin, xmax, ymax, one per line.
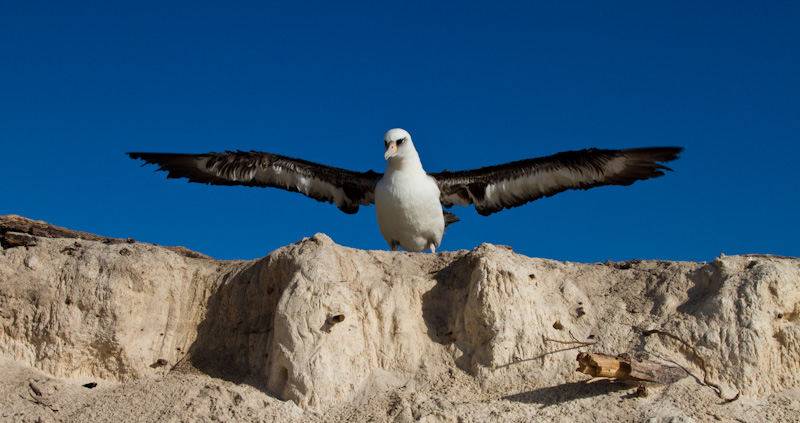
<box><xmin>2</xmin><ymin>1</ymin><xmax>798</xmax><ymax>262</ymax></box>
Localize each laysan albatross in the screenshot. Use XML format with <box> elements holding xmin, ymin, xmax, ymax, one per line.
<box><xmin>128</xmin><ymin>128</ymin><xmax>682</xmax><ymax>253</ymax></box>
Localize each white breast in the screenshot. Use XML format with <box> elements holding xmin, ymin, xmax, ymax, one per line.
<box><xmin>375</xmin><ymin>169</ymin><xmax>445</xmax><ymax>252</ymax></box>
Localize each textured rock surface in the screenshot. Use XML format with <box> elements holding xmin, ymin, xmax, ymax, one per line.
<box><xmin>1</xmin><ymin>215</ymin><xmax>800</xmax><ymax>422</ymax></box>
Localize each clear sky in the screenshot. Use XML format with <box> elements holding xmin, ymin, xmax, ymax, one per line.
<box><xmin>2</xmin><ymin>1</ymin><xmax>798</xmax><ymax>262</ymax></box>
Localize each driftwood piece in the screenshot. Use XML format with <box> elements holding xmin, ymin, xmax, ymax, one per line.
<box><xmin>576</xmin><ymin>352</ymin><xmax>688</xmax><ymax>385</ymax></box>
<box><xmin>0</xmin><ymin>214</ymin><xmax>212</xmax><ymax>259</ymax></box>
<box><xmin>0</xmin><ymin>214</ymin><xmax>109</xmax><ymax>242</ymax></box>
<box><xmin>1</xmin><ymin>231</ymin><xmax>37</xmax><ymax>248</ymax></box>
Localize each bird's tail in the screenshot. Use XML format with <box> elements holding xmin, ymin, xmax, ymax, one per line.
<box><xmin>443</xmin><ymin>211</ymin><xmax>459</xmax><ymax>228</ymax></box>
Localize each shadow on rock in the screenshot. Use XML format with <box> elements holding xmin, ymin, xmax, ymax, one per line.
<box><xmin>422</xmin><ymin>252</ymin><xmax>473</xmax><ymax>370</ymax></box>
<box><xmin>183</xmin><ymin>254</ymin><xmax>292</xmax><ymax>393</ymax></box>
<box><xmin>504</xmin><ymin>380</ymin><xmax>630</xmax><ymax>407</ymax></box>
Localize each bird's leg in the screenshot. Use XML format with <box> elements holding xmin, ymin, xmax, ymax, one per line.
<box><xmin>389</xmin><ymin>240</ymin><xmax>400</xmax><ymax>252</ymax></box>
<box><xmin>429</xmin><ymin>244</ymin><xmax>436</xmax><ymax>253</ymax></box>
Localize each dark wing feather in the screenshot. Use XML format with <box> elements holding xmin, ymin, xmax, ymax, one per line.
<box><xmin>431</xmin><ymin>147</ymin><xmax>683</xmax><ymax>216</ymax></box>
<box><xmin>127</xmin><ymin>151</ymin><xmax>383</xmax><ymax>214</ymax></box>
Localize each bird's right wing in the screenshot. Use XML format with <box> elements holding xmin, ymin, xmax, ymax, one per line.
<box><xmin>127</xmin><ymin>151</ymin><xmax>383</xmax><ymax>214</ymax></box>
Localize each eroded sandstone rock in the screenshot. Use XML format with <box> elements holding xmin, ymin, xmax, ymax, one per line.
<box><xmin>1</xmin><ymin>215</ymin><xmax>799</xmax><ymax>412</ymax></box>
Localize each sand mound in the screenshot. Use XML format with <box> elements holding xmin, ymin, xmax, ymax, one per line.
<box><xmin>1</xmin><ymin>215</ymin><xmax>799</xmax><ymax>422</ymax></box>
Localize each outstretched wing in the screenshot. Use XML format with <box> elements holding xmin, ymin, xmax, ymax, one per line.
<box><xmin>431</xmin><ymin>147</ymin><xmax>683</xmax><ymax>216</ymax></box>
<box><xmin>127</xmin><ymin>151</ymin><xmax>383</xmax><ymax>214</ymax></box>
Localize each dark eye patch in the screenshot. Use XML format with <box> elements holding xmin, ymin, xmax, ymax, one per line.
<box><xmin>397</xmin><ymin>138</ymin><xmax>405</xmax><ymax>145</ymax></box>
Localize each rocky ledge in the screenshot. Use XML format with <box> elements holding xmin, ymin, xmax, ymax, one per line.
<box><xmin>1</xmin><ymin>215</ymin><xmax>799</xmax><ymax>422</ymax></box>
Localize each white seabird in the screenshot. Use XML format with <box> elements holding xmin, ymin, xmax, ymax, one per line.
<box><xmin>128</xmin><ymin>128</ymin><xmax>682</xmax><ymax>253</ymax></box>
<box><xmin>376</xmin><ymin>128</ymin><xmax>447</xmax><ymax>252</ymax></box>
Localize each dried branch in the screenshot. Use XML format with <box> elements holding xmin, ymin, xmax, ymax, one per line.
<box><xmin>576</xmin><ymin>352</ymin><xmax>688</xmax><ymax>384</ymax></box>
<box><xmin>544</xmin><ymin>331</ymin><xmax>597</xmax><ymax>346</ymax></box>
<box><xmin>544</xmin><ymin>338</ymin><xmax>596</xmax><ymax>346</ymax></box>
<box><xmin>642</xmin><ymin>328</ymin><xmax>740</xmax><ymax>402</ymax></box>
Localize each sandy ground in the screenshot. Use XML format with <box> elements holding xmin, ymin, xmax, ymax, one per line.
<box><xmin>3</xmin><ymin>352</ymin><xmax>800</xmax><ymax>422</ymax></box>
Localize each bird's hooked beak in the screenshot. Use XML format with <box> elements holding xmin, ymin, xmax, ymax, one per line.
<box><xmin>384</xmin><ymin>140</ymin><xmax>398</xmax><ymax>161</ymax></box>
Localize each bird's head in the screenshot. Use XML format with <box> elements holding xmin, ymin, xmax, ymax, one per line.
<box><xmin>383</xmin><ymin>128</ymin><xmax>416</xmax><ymax>161</ymax></box>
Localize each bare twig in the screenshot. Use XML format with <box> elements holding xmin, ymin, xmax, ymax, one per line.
<box><xmin>643</xmin><ymin>329</ymin><xmax>740</xmax><ymax>402</ymax></box>
<box><xmin>496</xmin><ymin>333</ymin><xmax>594</xmax><ymax>369</ymax></box>
<box><xmin>20</xmin><ymin>380</ymin><xmax>60</xmax><ymax>412</ymax></box>
<box><xmin>28</xmin><ymin>382</ymin><xmax>43</xmax><ymax>396</ymax></box>
<box><xmin>544</xmin><ymin>337</ymin><xmax>597</xmax><ymax>346</ymax></box>
<box><xmin>545</xmin><ymin>331</ymin><xmax>597</xmax><ymax>346</ymax></box>
<box><xmin>20</xmin><ymin>393</ymin><xmax>59</xmax><ymax>413</ymax></box>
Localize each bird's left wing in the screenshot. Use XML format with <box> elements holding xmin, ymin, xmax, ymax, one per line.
<box><xmin>127</xmin><ymin>151</ymin><xmax>383</xmax><ymax>214</ymax></box>
<box><xmin>431</xmin><ymin>147</ymin><xmax>683</xmax><ymax>216</ymax></box>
